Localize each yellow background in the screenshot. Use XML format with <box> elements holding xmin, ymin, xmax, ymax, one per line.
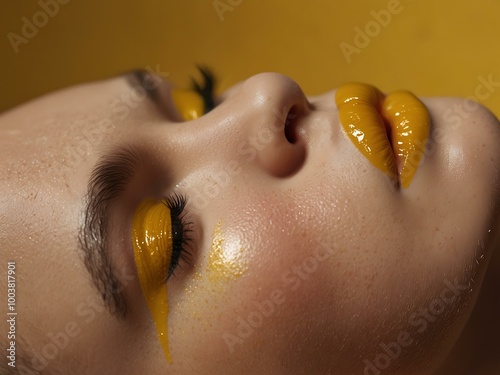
<box><xmin>1</xmin><ymin>0</ymin><xmax>500</xmax><ymax>115</ymax></box>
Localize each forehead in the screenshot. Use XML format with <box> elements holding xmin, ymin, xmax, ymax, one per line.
<box><xmin>0</xmin><ymin>82</ymin><xmax>121</xmax><ymax>340</ymax></box>
<box><xmin>0</xmin><ymin>81</ymin><xmax>124</xmax><ymax>259</ymax></box>
<box><xmin>0</xmin><ymin>77</ymin><xmax>148</xmax><ymax>191</ymax></box>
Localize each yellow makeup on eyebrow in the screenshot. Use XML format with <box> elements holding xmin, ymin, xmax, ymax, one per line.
<box><xmin>171</xmin><ymin>88</ymin><xmax>204</xmax><ymax>120</ymax></box>
<box><xmin>132</xmin><ymin>199</ymin><xmax>173</xmax><ymax>364</ymax></box>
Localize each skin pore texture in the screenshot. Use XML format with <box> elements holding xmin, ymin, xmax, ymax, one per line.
<box><xmin>0</xmin><ymin>72</ymin><xmax>499</xmax><ymax>375</ymax></box>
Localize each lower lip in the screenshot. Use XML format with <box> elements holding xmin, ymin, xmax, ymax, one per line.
<box><xmin>335</xmin><ymin>83</ymin><xmax>430</xmax><ymax>189</ymax></box>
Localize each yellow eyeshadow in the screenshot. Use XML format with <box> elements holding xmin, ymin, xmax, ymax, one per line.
<box><xmin>171</xmin><ymin>88</ymin><xmax>204</xmax><ymax>120</ymax></box>
<box><xmin>208</xmin><ymin>220</ymin><xmax>247</xmax><ymax>282</ymax></box>
<box><xmin>132</xmin><ymin>199</ymin><xmax>173</xmax><ymax>364</ymax></box>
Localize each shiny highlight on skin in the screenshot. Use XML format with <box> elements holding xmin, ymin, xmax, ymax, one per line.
<box><xmin>336</xmin><ymin>83</ymin><xmax>430</xmax><ymax>188</ymax></box>
<box><xmin>132</xmin><ymin>199</ymin><xmax>173</xmax><ymax>364</ymax></box>
<box><xmin>208</xmin><ymin>220</ymin><xmax>247</xmax><ymax>282</ymax></box>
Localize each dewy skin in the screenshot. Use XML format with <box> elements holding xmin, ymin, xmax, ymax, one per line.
<box><xmin>208</xmin><ymin>220</ymin><xmax>247</xmax><ymax>282</ymax></box>
<box><xmin>132</xmin><ymin>199</ymin><xmax>173</xmax><ymax>364</ymax></box>
<box><xmin>335</xmin><ymin>83</ymin><xmax>430</xmax><ymax>188</ymax></box>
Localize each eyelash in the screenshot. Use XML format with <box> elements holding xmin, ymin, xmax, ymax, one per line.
<box><xmin>162</xmin><ymin>193</ymin><xmax>193</xmax><ymax>280</ymax></box>
<box><xmin>192</xmin><ymin>66</ymin><xmax>217</xmax><ymax>114</ymax></box>
<box><xmin>160</xmin><ymin>67</ymin><xmax>213</xmax><ymax>277</ymax></box>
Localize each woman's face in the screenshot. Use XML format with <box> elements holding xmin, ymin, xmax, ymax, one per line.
<box><xmin>1</xmin><ymin>72</ymin><xmax>499</xmax><ymax>375</ymax></box>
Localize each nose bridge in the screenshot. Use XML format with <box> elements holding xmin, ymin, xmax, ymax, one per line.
<box><xmin>219</xmin><ymin>73</ymin><xmax>310</xmax><ymax>177</ymax></box>
<box><xmin>169</xmin><ymin>73</ymin><xmax>310</xmax><ymax>182</ymax></box>
<box><xmin>242</xmin><ymin>73</ymin><xmax>309</xmax><ymax>119</ymax></box>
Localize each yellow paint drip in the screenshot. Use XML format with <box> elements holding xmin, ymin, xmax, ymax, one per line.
<box><xmin>208</xmin><ymin>220</ymin><xmax>246</xmax><ymax>282</ymax></box>
<box><xmin>132</xmin><ymin>199</ymin><xmax>173</xmax><ymax>364</ymax></box>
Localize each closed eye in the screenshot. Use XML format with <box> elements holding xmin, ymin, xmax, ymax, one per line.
<box><xmin>191</xmin><ymin>66</ymin><xmax>217</xmax><ymax>114</ymax></box>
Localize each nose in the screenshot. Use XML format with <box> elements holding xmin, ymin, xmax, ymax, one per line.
<box><xmin>215</xmin><ymin>73</ymin><xmax>311</xmax><ymax>177</ymax></box>
<box><xmin>155</xmin><ymin>73</ymin><xmax>312</xmax><ymax>183</ymax></box>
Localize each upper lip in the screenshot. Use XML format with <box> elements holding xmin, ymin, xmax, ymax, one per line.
<box><xmin>335</xmin><ymin>83</ymin><xmax>431</xmax><ymax>189</ymax></box>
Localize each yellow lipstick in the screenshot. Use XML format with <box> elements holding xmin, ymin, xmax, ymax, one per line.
<box><xmin>132</xmin><ymin>199</ymin><xmax>173</xmax><ymax>363</ymax></box>
<box><xmin>335</xmin><ymin>83</ymin><xmax>430</xmax><ymax>188</ymax></box>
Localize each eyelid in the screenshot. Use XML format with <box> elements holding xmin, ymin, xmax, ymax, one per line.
<box><xmin>132</xmin><ymin>199</ymin><xmax>172</xmax><ymax>287</ymax></box>
<box><xmin>169</xmin><ymin>67</ymin><xmax>218</xmax><ymax>121</ymax></box>
<box><xmin>131</xmin><ymin>194</ymin><xmax>192</xmax><ymax>364</ymax></box>
<box><xmin>171</xmin><ymin>88</ymin><xmax>205</xmax><ymax>120</ymax></box>
<box><xmin>132</xmin><ymin>199</ymin><xmax>174</xmax><ymax>363</ymax></box>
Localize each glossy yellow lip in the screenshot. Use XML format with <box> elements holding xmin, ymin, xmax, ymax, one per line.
<box><xmin>335</xmin><ymin>83</ymin><xmax>430</xmax><ymax>189</ymax></box>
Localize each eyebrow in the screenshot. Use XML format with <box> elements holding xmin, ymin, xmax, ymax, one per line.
<box><xmin>126</xmin><ymin>69</ymin><xmax>162</xmax><ymax>104</ymax></box>
<box><xmin>78</xmin><ymin>146</ymin><xmax>147</xmax><ymax>318</ymax></box>
<box><xmin>77</xmin><ymin>71</ymin><xmax>170</xmax><ymax>318</ymax></box>
<box><xmin>125</xmin><ymin>69</ymin><xmax>182</xmax><ymax>120</ymax></box>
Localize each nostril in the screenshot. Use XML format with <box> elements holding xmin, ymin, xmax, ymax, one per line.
<box><xmin>284</xmin><ymin>106</ymin><xmax>299</xmax><ymax>144</ymax></box>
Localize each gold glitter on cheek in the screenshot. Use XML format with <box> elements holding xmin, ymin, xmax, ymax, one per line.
<box><xmin>208</xmin><ymin>220</ymin><xmax>247</xmax><ymax>282</ymax></box>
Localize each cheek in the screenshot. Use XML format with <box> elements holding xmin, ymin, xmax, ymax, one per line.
<box><xmin>212</xmin><ymin>182</ymin><xmax>477</xmax><ymax>371</ymax></box>
<box><xmin>222</xmin><ymin>190</ymin><xmax>328</xmax><ymax>290</ymax></box>
<box><xmin>208</xmin><ymin>189</ymin><xmax>353</xmax><ymax>362</ymax></box>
